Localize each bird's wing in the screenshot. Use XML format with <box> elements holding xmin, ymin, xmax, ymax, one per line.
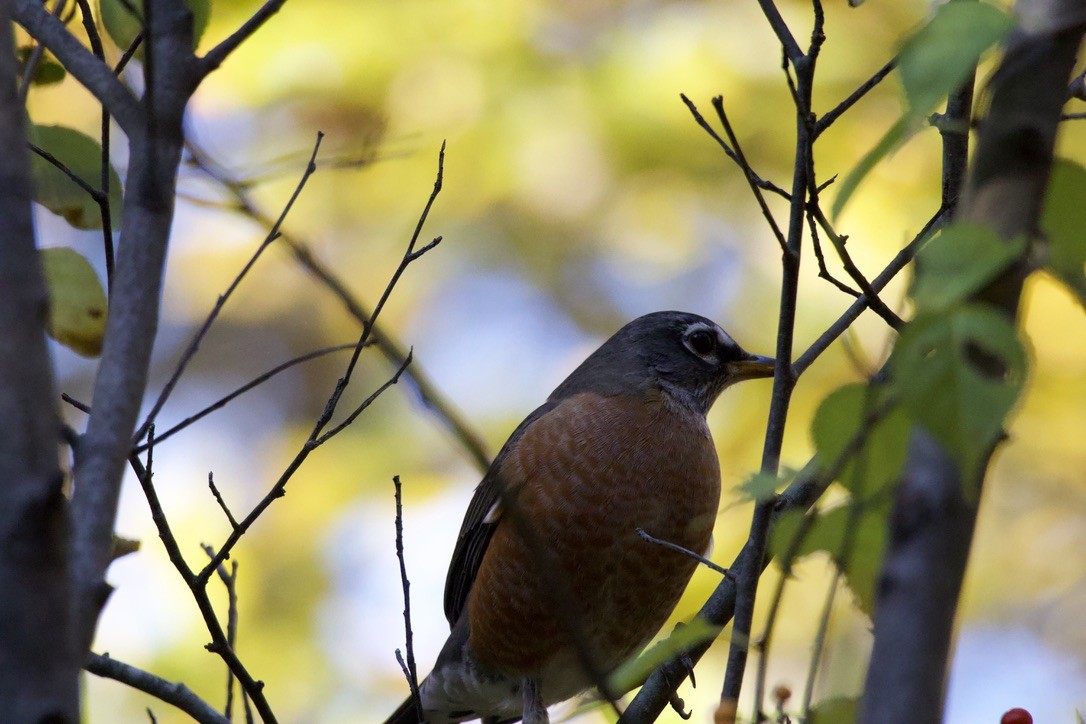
<box><xmin>443</xmin><ymin>400</ymin><xmax>558</xmax><ymax>627</ymax></box>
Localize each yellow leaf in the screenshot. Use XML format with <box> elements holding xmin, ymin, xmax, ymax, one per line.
<box><xmin>40</xmin><ymin>247</ymin><xmax>107</xmax><ymax>357</ymax></box>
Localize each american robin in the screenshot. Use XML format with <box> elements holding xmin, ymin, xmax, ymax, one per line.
<box><xmin>387</xmin><ymin>311</ymin><xmax>774</xmax><ymax>723</ymax></box>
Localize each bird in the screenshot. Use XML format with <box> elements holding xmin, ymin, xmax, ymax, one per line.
<box><xmin>386</xmin><ymin>310</ymin><xmax>774</xmax><ymax>723</ymax></box>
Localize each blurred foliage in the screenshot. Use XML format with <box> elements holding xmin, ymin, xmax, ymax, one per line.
<box><xmin>20</xmin><ymin>0</ymin><xmax>1086</xmax><ymax>721</ymax></box>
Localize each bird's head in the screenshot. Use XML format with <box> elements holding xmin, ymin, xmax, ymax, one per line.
<box><xmin>551</xmin><ymin>310</ymin><xmax>775</xmax><ymax>415</ymax></box>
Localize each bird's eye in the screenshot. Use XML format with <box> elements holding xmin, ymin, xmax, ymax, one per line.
<box><xmin>687</xmin><ymin>329</ymin><xmax>716</xmax><ymax>356</ymax></box>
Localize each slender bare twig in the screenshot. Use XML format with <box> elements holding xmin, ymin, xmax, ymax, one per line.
<box><xmin>86</xmin><ymin>653</ymin><xmax>229</xmax><ymax>724</ymax></box>
<box><xmin>73</xmin><ymin>0</ymin><xmax>116</xmax><ymax>292</ymax></box>
<box><xmin>199</xmin><ymin>0</ymin><xmax>288</xmax><ymax>76</ymax></box>
<box><xmin>636</xmin><ymin>528</ymin><xmax>733</xmax><ymax>578</ymax></box>
<box><xmin>808</xmin><ymin>202</ymin><xmax>905</xmax><ymax>330</ymax></box>
<box><xmin>750</xmin><ymin>510</ymin><xmax>816</xmax><ymax>722</ymax></box>
<box><xmin>799</xmin><ymin>571</ymin><xmax>840</xmax><ymax>716</ymax></box>
<box><xmin>199</xmin><ymin>545</ymin><xmax>241</xmax><ymax>718</ymax></box>
<box><xmin>132</xmin><ymin>343</ymin><xmax>366</xmax><ymax>453</ymax></box>
<box><xmin>199</xmin><ymin>143</ymin><xmax>445</xmax><ymax>581</ymax></box>
<box><xmin>12</xmin><ymin>0</ymin><xmax>143</xmax><ymax>133</ymax></box>
<box><xmin>679</xmin><ymin>94</ymin><xmax>790</xmax><ymax>200</ymax></box>
<box><xmin>130</xmin><ymin>427</ymin><xmax>277</xmax><ymax>722</ymax></box>
<box><xmin>27</xmin><ymin>142</ymin><xmax>108</xmax><ymax>204</ymax></box>
<box><xmin>814</xmin><ymin>58</ymin><xmax>897</xmax><ymax>138</ymax></box>
<box><xmin>183</xmin><ymin>137</ymin><xmax>492</xmax><ymax>473</ymax></box>
<box><xmin>754</xmin><ymin>0</ymin><xmax>803</xmax><ymax>64</ymax></box>
<box><xmin>393</xmin><ymin>476</ymin><xmax>422</xmax><ymax>716</ymax></box>
<box><xmin>793</xmin><ymin>207</ymin><xmax>946</xmax><ymax>376</ymax></box>
<box><xmin>134</xmin><ymin>132</ymin><xmax>325</xmax><ymax>444</ymax></box>
<box><xmin>680</xmin><ymin>95</ymin><xmax>789</xmax><ymax>254</ymax></box>
<box><xmin>207</xmin><ymin>473</ymin><xmax>239</xmax><ymax>531</ymax></box>
<box><xmin>806</xmin><ymin>212</ymin><xmax>861</xmax><ymax>297</ymax></box>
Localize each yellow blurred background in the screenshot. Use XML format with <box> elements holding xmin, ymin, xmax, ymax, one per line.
<box><xmin>25</xmin><ymin>0</ymin><xmax>1086</xmax><ymax>721</ymax></box>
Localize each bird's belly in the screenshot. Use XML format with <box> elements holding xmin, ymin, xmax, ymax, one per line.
<box><xmin>466</xmin><ymin>392</ymin><xmax>721</xmax><ymax>702</ymax></box>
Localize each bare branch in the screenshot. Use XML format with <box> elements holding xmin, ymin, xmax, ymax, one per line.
<box><xmin>133</xmin><ymin>343</ymin><xmax>366</xmax><ymax>452</ymax></box>
<box><xmin>636</xmin><ymin>528</ymin><xmax>732</xmax><ymax>578</ymax></box>
<box><xmin>754</xmin><ymin>0</ymin><xmax>803</xmax><ymax>64</ymax></box>
<box><xmin>12</xmin><ymin>0</ymin><xmax>143</xmax><ymax>134</ymax></box>
<box><xmin>793</xmin><ymin>207</ymin><xmax>946</xmax><ymax>377</ymax></box>
<box><xmin>207</xmin><ymin>473</ymin><xmax>238</xmax><ymax>531</ymax></box>
<box><xmin>393</xmin><ymin>476</ymin><xmax>422</xmax><ymax>716</ymax></box>
<box><xmin>814</xmin><ymin>58</ymin><xmax>897</xmax><ymax>137</ymax></box>
<box><xmin>200</xmin><ymin>144</ymin><xmax>445</xmax><ymax>581</ymax></box>
<box><xmin>134</xmin><ymin>132</ymin><xmax>325</xmax><ymax>443</ymax></box>
<box><xmin>184</xmin><ymin>137</ymin><xmax>492</xmax><ymax>473</ymax></box>
<box><xmin>199</xmin><ymin>0</ymin><xmax>289</xmax><ymax>77</ymax></box>
<box><xmin>86</xmin><ymin>653</ymin><xmax>229</xmax><ymax>724</ymax></box>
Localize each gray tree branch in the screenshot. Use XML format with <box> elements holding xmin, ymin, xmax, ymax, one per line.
<box><xmin>11</xmin><ymin>0</ymin><xmax>143</xmax><ymax>134</ymax></box>
<box><xmin>860</xmin><ymin>4</ymin><xmax>1086</xmax><ymax>721</ymax></box>
<box><xmin>0</xmin><ymin>0</ymin><xmax>78</xmax><ymax>718</ymax></box>
<box><xmin>69</xmin><ymin>0</ymin><xmax>198</xmax><ymax>653</ymax></box>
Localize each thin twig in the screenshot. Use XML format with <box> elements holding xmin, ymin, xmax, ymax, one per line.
<box><xmin>636</xmin><ymin>528</ymin><xmax>733</xmax><ymax>578</ymax></box>
<box><xmin>199</xmin><ymin>144</ymin><xmax>446</xmax><ymax>581</ymax></box>
<box><xmin>808</xmin><ymin>202</ymin><xmax>905</xmax><ymax>330</ymax></box>
<box><xmin>806</xmin><ymin>211</ymin><xmax>861</xmax><ymax>297</ymax></box>
<box><xmin>130</xmin><ymin>428</ymin><xmax>277</xmax><ymax>722</ymax></box>
<box><xmin>199</xmin><ymin>545</ymin><xmax>241</xmax><ymax>718</ymax></box>
<box><xmin>207</xmin><ymin>473</ymin><xmax>238</xmax><ymax>530</ymax></box>
<box><xmin>799</xmin><ymin>571</ymin><xmax>840</xmax><ymax>716</ymax></box>
<box><xmin>393</xmin><ymin>476</ymin><xmax>422</xmax><ymax>716</ymax></box>
<box><xmin>199</xmin><ymin>0</ymin><xmax>288</xmax><ymax>76</ymax></box>
<box><xmin>132</xmin><ymin>343</ymin><xmax>366</xmax><ymax>453</ymax></box>
<box><xmin>814</xmin><ymin>58</ymin><xmax>897</xmax><ymax>138</ymax></box>
<box><xmin>73</xmin><ymin>0</ymin><xmax>115</xmax><ymax>293</ymax></box>
<box><xmin>750</xmin><ymin>510</ymin><xmax>816</xmax><ymax>722</ymax></box>
<box><xmin>134</xmin><ymin>131</ymin><xmax>325</xmax><ymax>444</ymax></box>
<box><xmin>754</xmin><ymin>0</ymin><xmax>804</xmax><ymax>64</ymax></box>
<box><xmin>183</xmin><ymin>136</ymin><xmax>491</xmax><ymax>473</ymax></box>
<box><xmin>793</xmin><ymin>207</ymin><xmax>946</xmax><ymax>376</ymax></box>
<box><xmin>86</xmin><ymin>653</ymin><xmax>229</xmax><ymax>724</ymax></box>
<box><xmin>27</xmin><ymin>142</ymin><xmax>108</xmax><ymax>204</ymax></box>
<box><xmin>680</xmin><ymin>95</ymin><xmax>789</xmax><ymax>254</ymax></box>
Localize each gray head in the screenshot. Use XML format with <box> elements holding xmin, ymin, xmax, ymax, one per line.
<box><xmin>550</xmin><ymin>311</ymin><xmax>774</xmax><ymax>415</ymax></box>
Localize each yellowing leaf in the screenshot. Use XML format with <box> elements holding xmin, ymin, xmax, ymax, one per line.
<box><xmin>40</xmin><ymin>248</ymin><xmax>108</xmax><ymax>357</ymax></box>
<box><xmin>28</xmin><ymin>125</ymin><xmax>123</xmax><ymax>230</ymax></box>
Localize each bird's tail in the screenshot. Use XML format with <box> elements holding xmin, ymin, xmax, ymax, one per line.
<box><xmin>384</xmin><ymin>694</ymin><xmax>423</xmax><ymax>724</ymax></box>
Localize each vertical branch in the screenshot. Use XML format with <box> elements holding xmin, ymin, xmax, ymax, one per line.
<box><xmin>0</xmin><ymin>0</ymin><xmax>78</xmax><ymax>718</ymax></box>
<box><xmin>392</xmin><ymin>476</ymin><xmax>421</xmax><ymax>714</ymax></box>
<box><xmin>861</xmin><ymin>8</ymin><xmax>1085</xmax><ymax>722</ymax></box>
<box><xmin>70</xmin><ymin>0</ymin><xmax>197</xmax><ymax>654</ymax></box>
<box><xmin>720</xmin><ymin>30</ymin><xmax>819</xmax><ymax>704</ymax></box>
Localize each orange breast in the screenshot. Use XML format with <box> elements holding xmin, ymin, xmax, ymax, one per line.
<box><xmin>467</xmin><ymin>390</ymin><xmax>721</xmax><ymax>676</ymax></box>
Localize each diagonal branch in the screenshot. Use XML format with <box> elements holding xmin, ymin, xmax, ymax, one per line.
<box><xmin>198</xmin><ymin>0</ymin><xmax>289</xmax><ymax>77</ymax></box>
<box><xmin>183</xmin><ymin>137</ymin><xmax>492</xmax><ymax>473</ymax></box>
<box><xmin>86</xmin><ymin>653</ymin><xmax>230</xmax><ymax>724</ymax></box>
<box><xmin>134</xmin><ymin>132</ymin><xmax>324</xmax><ymax>443</ymax></box>
<box><xmin>12</xmin><ymin>0</ymin><xmax>143</xmax><ymax>134</ymax></box>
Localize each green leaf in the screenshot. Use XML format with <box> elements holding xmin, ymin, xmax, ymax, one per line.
<box><xmin>770</xmin><ymin>504</ymin><xmax>888</xmax><ymax>616</ymax></box>
<box><xmin>28</xmin><ymin>125</ymin><xmax>123</xmax><ymax>230</ymax></box>
<box><xmin>607</xmin><ymin>618</ymin><xmax>721</xmax><ymax>694</ymax></box>
<box><xmin>809</xmin><ymin>696</ymin><xmax>860</xmax><ymax>724</ymax></box>
<box><xmin>811</xmin><ymin>384</ymin><xmax>910</xmax><ymax>501</ymax></box>
<box><xmin>892</xmin><ymin>306</ymin><xmax>1027</xmax><ymax>484</ymax></box>
<box><xmin>898</xmin><ymin>1</ymin><xmax>1014</xmax><ymax>118</ymax></box>
<box><xmin>833</xmin><ymin>1</ymin><xmax>1013</xmax><ymax>219</ymax></box>
<box><xmin>737</xmin><ymin>468</ymin><xmax>795</xmax><ymax>503</ymax></box>
<box><xmin>1041</xmin><ymin>159</ymin><xmax>1086</xmax><ymax>306</ymax></box>
<box><xmin>100</xmin><ymin>0</ymin><xmax>212</xmax><ymax>52</ymax></box>
<box><xmin>40</xmin><ymin>248</ymin><xmax>108</xmax><ymax>357</ymax></box>
<box><xmin>831</xmin><ymin>116</ymin><xmax>910</xmax><ymax>219</ymax></box>
<box><xmin>911</xmin><ymin>223</ymin><xmax>1027</xmax><ymax>313</ymax></box>
<box><xmin>16</xmin><ymin>46</ymin><xmax>66</xmax><ymax>86</ymax></box>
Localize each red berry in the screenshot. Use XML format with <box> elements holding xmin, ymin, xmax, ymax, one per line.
<box><xmin>1001</xmin><ymin>708</ymin><xmax>1033</xmax><ymax>724</ymax></box>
